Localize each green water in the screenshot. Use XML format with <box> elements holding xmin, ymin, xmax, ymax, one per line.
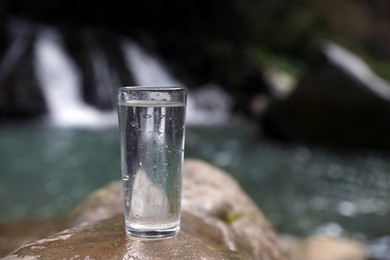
<box><xmin>0</xmin><ymin>124</ymin><xmax>389</xmax><ymax>244</ymax></box>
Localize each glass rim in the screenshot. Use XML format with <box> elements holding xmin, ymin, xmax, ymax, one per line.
<box><xmin>118</xmin><ymin>86</ymin><xmax>187</xmax><ymax>92</ymax></box>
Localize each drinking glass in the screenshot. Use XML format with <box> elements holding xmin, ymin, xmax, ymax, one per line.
<box><xmin>117</xmin><ymin>86</ymin><xmax>187</xmax><ymax>238</ymax></box>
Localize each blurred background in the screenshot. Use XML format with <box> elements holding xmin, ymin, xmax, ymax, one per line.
<box><xmin>0</xmin><ymin>0</ymin><xmax>390</xmax><ymax>258</ymax></box>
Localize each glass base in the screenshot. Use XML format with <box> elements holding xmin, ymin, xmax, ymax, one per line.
<box><xmin>125</xmin><ymin>226</ymin><xmax>180</xmax><ymax>239</ymax></box>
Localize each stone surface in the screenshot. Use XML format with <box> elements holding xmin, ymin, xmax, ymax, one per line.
<box><xmin>0</xmin><ymin>218</ymin><xmax>67</xmax><ymax>257</ymax></box>
<box><xmin>264</xmin><ymin>42</ymin><xmax>390</xmax><ymax>151</ymax></box>
<box><xmin>287</xmin><ymin>236</ymin><xmax>367</xmax><ymax>260</ymax></box>
<box><xmin>3</xmin><ymin>215</ymin><xmax>240</xmax><ymax>260</ymax></box>
<box><xmin>5</xmin><ymin>159</ymin><xmax>291</xmax><ymax>259</ymax></box>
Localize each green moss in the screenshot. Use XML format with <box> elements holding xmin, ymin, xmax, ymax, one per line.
<box><xmin>219</xmin><ymin>212</ymin><xmax>254</xmax><ymax>225</ymax></box>
<box><xmin>372</xmin><ymin>63</ymin><xmax>390</xmax><ymax>81</ymax></box>
<box><xmin>250</xmin><ymin>48</ymin><xmax>307</xmax><ymax>80</ymax></box>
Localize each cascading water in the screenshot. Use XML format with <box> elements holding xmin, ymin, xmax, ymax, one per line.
<box><xmin>121</xmin><ymin>40</ymin><xmax>232</xmax><ymax>125</ymax></box>
<box><xmin>34</xmin><ymin>27</ymin><xmax>117</xmax><ymax>128</ymax></box>
<box><xmin>121</xmin><ymin>40</ymin><xmax>181</xmax><ymax>86</ymax></box>
<box><xmin>33</xmin><ymin>28</ymin><xmax>232</xmax><ymax>128</ymax></box>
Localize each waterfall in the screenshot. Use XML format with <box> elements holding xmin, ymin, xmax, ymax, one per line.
<box><xmin>121</xmin><ymin>40</ymin><xmax>232</xmax><ymax>125</ymax></box>
<box><xmin>32</xmin><ymin>29</ymin><xmax>231</xmax><ymax>127</ymax></box>
<box><xmin>121</xmin><ymin>40</ymin><xmax>180</xmax><ymax>86</ymax></box>
<box><xmin>34</xmin><ymin>27</ymin><xmax>117</xmax><ymax>128</ymax></box>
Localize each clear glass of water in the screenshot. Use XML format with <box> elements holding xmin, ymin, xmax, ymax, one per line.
<box><xmin>117</xmin><ymin>86</ymin><xmax>187</xmax><ymax>239</ymax></box>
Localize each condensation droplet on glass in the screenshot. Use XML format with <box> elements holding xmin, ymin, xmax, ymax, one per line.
<box><xmin>143</xmin><ymin>114</ymin><xmax>152</xmax><ymax>119</ymax></box>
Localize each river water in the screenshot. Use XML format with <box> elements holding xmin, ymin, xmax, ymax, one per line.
<box><xmin>0</xmin><ymin>123</ymin><xmax>389</xmax><ymax>257</ymax></box>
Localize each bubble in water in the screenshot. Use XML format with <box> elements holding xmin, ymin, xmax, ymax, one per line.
<box><xmin>143</xmin><ymin>114</ymin><xmax>152</xmax><ymax>119</ymax></box>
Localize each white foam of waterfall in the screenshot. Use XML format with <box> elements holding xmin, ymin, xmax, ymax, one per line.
<box><xmin>121</xmin><ymin>40</ymin><xmax>232</xmax><ymax>125</ymax></box>
<box><xmin>186</xmin><ymin>84</ymin><xmax>233</xmax><ymax>125</ymax></box>
<box><xmin>121</xmin><ymin>40</ymin><xmax>180</xmax><ymax>86</ymax></box>
<box><xmin>34</xmin><ymin>28</ymin><xmax>117</xmax><ymax>128</ymax></box>
<box><xmin>33</xmin><ymin>31</ymin><xmax>231</xmax><ymax>127</ymax></box>
<box><xmin>323</xmin><ymin>41</ymin><xmax>390</xmax><ymax>101</ymax></box>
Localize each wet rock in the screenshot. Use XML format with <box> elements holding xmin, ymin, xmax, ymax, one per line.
<box><xmin>69</xmin><ymin>180</ymin><xmax>122</xmax><ymax>225</ymax></box>
<box><xmin>286</xmin><ymin>236</ymin><xmax>367</xmax><ymax>260</ymax></box>
<box><xmin>5</xmin><ymin>159</ymin><xmax>291</xmax><ymax>259</ymax></box>
<box><xmin>264</xmin><ymin>42</ymin><xmax>390</xmax><ymax>151</ymax></box>
<box><xmin>0</xmin><ymin>218</ymin><xmax>67</xmax><ymax>257</ymax></box>
<box><xmin>3</xmin><ymin>215</ymin><xmax>241</xmax><ymax>260</ymax></box>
